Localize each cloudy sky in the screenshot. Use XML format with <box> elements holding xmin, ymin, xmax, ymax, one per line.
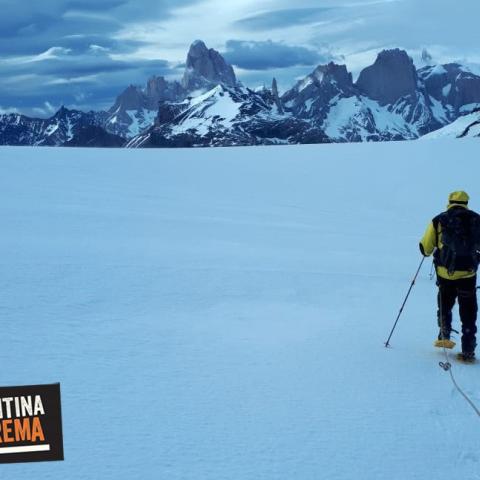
<box><xmin>1</xmin><ymin>0</ymin><xmax>480</xmax><ymax>116</ymax></box>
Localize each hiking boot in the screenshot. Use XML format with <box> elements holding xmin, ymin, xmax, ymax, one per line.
<box><xmin>438</xmin><ymin>328</ymin><xmax>451</xmax><ymax>341</ymax></box>
<box><xmin>434</xmin><ymin>338</ymin><xmax>456</xmax><ymax>349</ymax></box>
<box><xmin>457</xmin><ymin>352</ymin><xmax>476</xmax><ymax>363</ymax></box>
<box><xmin>435</xmin><ymin>328</ymin><xmax>456</xmax><ymax>348</ymax></box>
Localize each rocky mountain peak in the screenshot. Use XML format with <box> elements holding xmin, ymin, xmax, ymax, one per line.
<box><xmin>146</xmin><ymin>76</ymin><xmax>169</xmax><ymax>97</ymax></box>
<box><xmin>312</xmin><ymin>62</ymin><xmax>353</xmax><ymax>89</ymax></box>
<box><xmin>280</xmin><ymin>61</ymin><xmax>355</xmax><ymax>118</ymax></box>
<box><xmin>53</xmin><ymin>105</ymin><xmax>70</xmax><ymax>119</ymax></box>
<box><xmin>145</xmin><ymin>76</ymin><xmax>186</xmax><ymax>109</ymax></box>
<box><xmin>419</xmin><ymin>63</ymin><xmax>480</xmax><ymax>113</ymax></box>
<box><xmin>109</xmin><ymin>85</ymin><xmax>146</xmax><ymax>113</ymax></box>
<box><xmin>356</xmin><ymin>49</ymin><xmax>418</xmax><ymax>105</ymax></box>
<box><xmin>5</xmin><ymin>42</ymin><xmax>480</xmax><ymax>148</ymax></box>
<box><xmin>182</xmin><ymin>40</ymin><xmax>237</xmax><ymax>91</ymax></box>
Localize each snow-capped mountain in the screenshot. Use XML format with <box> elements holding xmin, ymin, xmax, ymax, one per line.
<box><xmin>127</xmin><ymin>47</ymin><xmax>480</xmax><ymax>148</ymax></box>
<box><xmin>2</xmin><ymin>42</ymin><xmax>480</xmax><ymax>148</ymax></box>
<box><xmin>104</xmin><ymin>40</ymin><xmax>239</xmax><ymax>139</ymax></box>
<box><xmin>0</xmin><ymin>39</ymin><xmax>244</xmax><ymax>146</ymax></box>
<box><xmin>279</xmin><ymin>49</ymin><xmax>463</xmax><ymax>142</ymax></box>
<box><xmin>104</xmin><ymin>77</ymin><xmax>186</xmax><ymax>138</ymax></box>
<box><xmin>279</xmin><ymin>60</ymin><xmax>418</xmax><ymax>142</ymax></box>
<box><xmin>126</xmin><ymin>83</ymin><xmax>329</xmax><ymax>148</ymax></box>
<box><xmin>418</xmin><ymin>63</ymin><xmax>480</xmax><ymax>119</ymax></box>
<box><xmin>0</xmin><ymin>106</ymin><xmax>123</xmax><ymax>147</ymax></box>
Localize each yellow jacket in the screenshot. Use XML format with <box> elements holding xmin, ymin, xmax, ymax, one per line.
<box><xmin>420</xmin><ymin>203</ymin><xmax>476</xmax><ymax>280</ymax></box>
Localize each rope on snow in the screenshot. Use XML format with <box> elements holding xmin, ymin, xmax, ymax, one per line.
<box><xmin>438</xmin><ymin>288</ymin><xmax>480</xmax><ymax>418</ymax></box>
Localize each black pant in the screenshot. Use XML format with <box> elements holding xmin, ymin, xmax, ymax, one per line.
<box><xmin>437</xmin><ymin>275</ymin><xmax>478</xmax><ymax>353</ymax></box>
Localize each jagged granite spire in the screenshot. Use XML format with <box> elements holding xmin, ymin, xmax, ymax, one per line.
<box><xmin>182</xmin><ymin>40</ymin><xmax>237</xmax><ymax>91</ymax></box>
<box><xmin>271</xmin><ymin>78</ymin><xmax>284</xmax><ymax>114</ymax></box>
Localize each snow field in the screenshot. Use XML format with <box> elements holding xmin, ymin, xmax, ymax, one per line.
<box><xmin>1</xmin><ymin>139</ymin><xmax>480</xmax><ymax>479</ymax></box>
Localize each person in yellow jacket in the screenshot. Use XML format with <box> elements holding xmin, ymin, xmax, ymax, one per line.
<box><xmin>420</xmin><ymin>191</ymin><xmax>480</xmax><ymax>363</ymax></box>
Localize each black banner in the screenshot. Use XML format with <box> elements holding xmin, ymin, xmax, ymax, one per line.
<box><xmin>0</xmin><ymin>383</ymin><xmax>64</xmax><ymax>464</ymax></box>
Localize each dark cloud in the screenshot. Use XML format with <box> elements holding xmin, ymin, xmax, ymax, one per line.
<box><xmin>0</xmin><ymin>33</ymin><xmax>146</xmax><ymax>56</ymax></box>
<box><xmin>0</xmin><ymin>45</ymin><xmax>180</xmax><ymax>116</ymax></box>
<box><xmin>234</xmin><ymin>7</ymin><xmax>338</xmax><ymax>31</ymax></box>
<box><xmin>0</xmin><ymin>0</ymin><xmax>201</xmax><ymax>53</ymax></box>
<box><xmin>0</xmin><ymin>14</ymin><xmax>58</xmax><ymax>39</ymax></box>
<box><xmin>223</xmin><ymin>40</ymin><xmax>328</xmax><ymax>70</ymax></box>
<box><xmin>2</xmin><ymin>44</ymin><xmax>171</xmax><ymax>77</ymax></box>
<box><xmin>0</xmin><ymin>66</ymin><xmax>175</xmax><ymax>117</ymax></box>
<box><xmin>67</xmin><ymin>0</ymin><xmax>128</xmax><ymax>10</ymax></box>
<box><xmin>35</xmin><ymin>57</ymin><xmax>170</xmax><ymax>77</ymax></box>
<box><xmin>61</xmin><ymin>36</ymin><xmax>146</xmax><ymax>55</ymax></box>
<box><xmin>0</xmin><ymin>12</ymin><xmax>124</xmax><ymax>54</ymax></box>
<box><xmin>107</xmin><ymin>0</ymin><xmax>199</xmax><ymax>21</ymax></box>
<box><xmin>0</xmin><ymin>0</ymin><xmax>201</xmax><ymax>115</ymax></box>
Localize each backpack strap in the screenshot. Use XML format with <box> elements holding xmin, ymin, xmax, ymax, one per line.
<box><xmin>432</xmin><ymin>213</ymin><xmax>444</xmax><ymax>247</ymax></box>
<box><xmin>432</xmin><ymin>212</ymin><xmax>452</xmax><ymax>270</ymax></box>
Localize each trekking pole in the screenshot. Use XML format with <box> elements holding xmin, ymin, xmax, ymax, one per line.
<box><xmin>385</xmin><ymin>256</ymin><xmax>426</xmax><ymax>347</ymax></box>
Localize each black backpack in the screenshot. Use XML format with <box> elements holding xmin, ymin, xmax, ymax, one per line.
<box><xmin>434</xmin><ymin>208</ymin><xmax>480</xmax><ymax>275</ymax></box>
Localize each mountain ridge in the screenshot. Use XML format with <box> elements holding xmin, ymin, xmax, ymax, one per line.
<box><xmin>2</xmin><ymin>42</ymin><xmax>480</xmax><ymax>147</ymax></box>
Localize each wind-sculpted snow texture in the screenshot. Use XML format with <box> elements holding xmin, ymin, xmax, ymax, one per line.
<box><xmin>2</xmin><ymin>42</ymin><xmax>480</xmax><ymax>146</ymax></box>
<box><xmin>1</xmin><ymin>140</ymin><xmax>480</xmax><ymax>479</ymax></box>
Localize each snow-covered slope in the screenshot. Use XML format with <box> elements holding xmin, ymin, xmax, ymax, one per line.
<box><xmin>422</xmin><ymin>110</ymin><xmax>480</xmax><ymax>139</ymax></box>
<box><xmin>321</xmin><ymin>95</ymin><xmax>421</xmax><ymax>141</ymax></box>
<box><xmin>1</xmin><ymin>139</ymin><xmax>480</xmax><ymax>480</ymax></box>
<box><xmin>105</xmin><ymin>106</ymin><xmax>158</xmax><ymax>138</ymax></box>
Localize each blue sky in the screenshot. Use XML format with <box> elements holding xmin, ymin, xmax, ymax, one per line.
<box><xmin>1</xmin><ymin>0</ymin><xmax>480</xmax><ymax>116</ymax></box>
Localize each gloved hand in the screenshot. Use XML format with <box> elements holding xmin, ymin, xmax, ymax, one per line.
<box><xmin>419</xmin><ymin>243</ymin><xmax>428</xmax><ymax>257</ymax></box>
